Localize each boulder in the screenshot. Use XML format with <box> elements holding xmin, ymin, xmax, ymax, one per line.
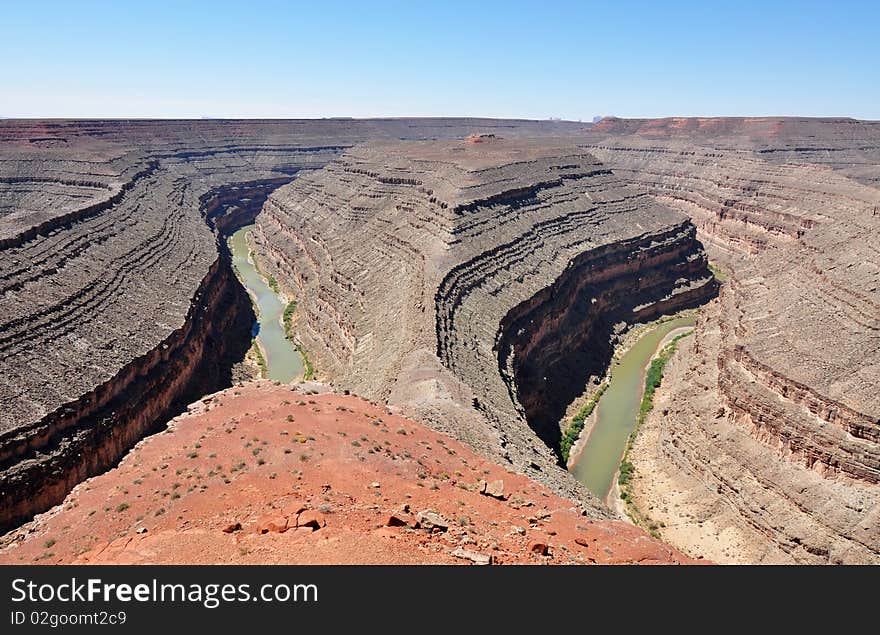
<box><xmin>296</xmin><ymin>510</ymin><xmax>326</xmax><ymax>530</ymax></box>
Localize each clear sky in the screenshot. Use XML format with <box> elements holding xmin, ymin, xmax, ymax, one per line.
<box><xmin>2</xmin><ymin>0</ymin><xmax>878</xmax><ymax>120</ymax></box>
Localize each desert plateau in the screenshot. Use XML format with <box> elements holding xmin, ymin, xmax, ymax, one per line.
<box><xmin>0</xmin><ymin>114</ymin><xmax>877</xmax><ymax>566</ymax></box>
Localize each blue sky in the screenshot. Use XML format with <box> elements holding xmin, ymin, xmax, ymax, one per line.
<box><xmin>2</xmin><ymin>0</ymin><xmax>878</xmax><ymax>119</ymax></box>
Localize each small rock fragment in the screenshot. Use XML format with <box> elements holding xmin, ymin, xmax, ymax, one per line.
<box><xmin>451</xmin><ymin>548</ymin><xmax>492</xmax><ymax>565</ymax></box>
<box><xmin>385</xmin><ymin>514</ymin><xmax>408</xmax><ymax>527</ymax></box>
<box><xmin>529</xmin><ymin>541</ymin><xmax>550</xmax><ymax>556</ymax></box>
<box><xmin>282</xmin><ymin>502</ymin><xmax>308</xmax><ymax>517</ymax></box>
<box><xmin>416</xmin><ymin>510</ymin><xmax>449</xmax><ymax>532</ymax></box>
<box><xmin>482</xmin><ymin>479</ymin><xmax>506</xmax><ymax>499</ymax></box>
<box><xmin>258</xmin><ymin>516</ymin><xmax>289</xmax><ymax>534</ymax></box>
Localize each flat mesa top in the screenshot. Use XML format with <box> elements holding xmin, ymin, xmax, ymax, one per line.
<box><xmin>351</xmin><ymin>137</ymin><xmax>595</xmax><ymax>171</ymax></box>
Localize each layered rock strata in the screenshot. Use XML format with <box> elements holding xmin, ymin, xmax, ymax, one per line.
<box><xmin>256</xmin><ymin>139</ymin><xmax>716</xmax><ymax>510</ymax></box>
<box><xmin>580</xmin><ymin>119</ymin><xmax>880</xmax><ymax>562</ymax></box>
<box><xmin>592</xmin><ymin>116</ymin><xmax>880</xmax><ymax>187</ymax></box>
<box><xmin>0</xmin><ymin>118</ymin><xmax>579</xmax><ymax>530</ymax></box>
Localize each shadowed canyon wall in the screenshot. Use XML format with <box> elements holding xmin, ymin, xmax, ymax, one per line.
<box><xmin>495</xmin><ymin>221</ymin><xmax>715</xmax><ymax>453</ymax></box>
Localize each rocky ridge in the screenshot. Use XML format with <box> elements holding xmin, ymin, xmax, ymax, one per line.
<box><xmin>0</xmin><ymin>382</ymin><xmax>698</xmax><ymax>565</ymax></box>
<box><xmin>579</xmin><ymin>119</ymin><xmax>880</xmax><ymax>562</ymax></box>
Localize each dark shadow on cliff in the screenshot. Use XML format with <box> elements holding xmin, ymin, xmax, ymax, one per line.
<box><xmin>496</xmin><ymin>227</ymin><xmax>719</xmax><ymax>466</ymax></box>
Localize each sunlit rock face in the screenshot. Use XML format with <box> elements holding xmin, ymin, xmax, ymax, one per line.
<box><xmin>579</xmin><ymin>117</ymin><xmax>880</xmax><ymax>563</ymax></box>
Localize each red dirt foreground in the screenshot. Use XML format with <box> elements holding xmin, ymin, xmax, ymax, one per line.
<box><xmin>0</xmin><ymin>381</ymin><xmax>701</xmax><ymax>565</ymax></box>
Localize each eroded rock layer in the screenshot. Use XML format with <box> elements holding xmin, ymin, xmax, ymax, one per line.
<box><xmin>579</xmin><ymin>118</ymin><xmax>880</xmax><ymax>562</ymax></box>
<box><xmin>257</xmin><ymin>139</ymin><xmax>716</xmax><ymax>509</ymax></box>
<box><xmin>0</xmin><ymin>118</ymin><xmax>580</xmax><ymax>530</ymax></box>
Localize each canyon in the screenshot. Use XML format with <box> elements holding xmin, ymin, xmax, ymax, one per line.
<box><xmin>0</xmin><ymin>118</ymin><xmax>582</xmax><ymax>531</ymax></box>
<box><xmin>580</xmin><ymin>118</ymin><xmax>880</xmax><ymax>563</ymax></box>
<box><xmin>255</xmin><ymin>139</ymin><xmax>716</xmax><ymax>511</ymax></box>
<box><xmin>1</xmin><ymin>117</ymin><xmax>878</xmax><ymax>564</ymax></box>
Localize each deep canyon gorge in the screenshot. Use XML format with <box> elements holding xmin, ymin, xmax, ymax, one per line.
<box><xmin>1</xmin><ymin>117</ymin><xmax>878</xmax><ymax>564</ymax></box>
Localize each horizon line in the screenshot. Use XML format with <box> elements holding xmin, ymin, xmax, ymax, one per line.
<box><xmin>1</xmin><ymin>114</ymin><xmax>877</xmax><ymax>123</ymax></box>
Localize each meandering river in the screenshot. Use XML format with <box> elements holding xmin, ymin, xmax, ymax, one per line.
<box><xmin>228</xmin><ymin>225</ymin><xmax>304</xmax><ymax>382</ymax></box>
<box><xmin>570</xmin><ymin>316</ymin><xmax>695</xmax><ymax>503</ymax></box>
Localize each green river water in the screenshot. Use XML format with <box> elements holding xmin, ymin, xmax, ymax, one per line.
<box><xmin>570</xmin><ymin>316</ymin><xmax>695</xmax><ymax>503</ymax></box>
<box><xmin>228</xmin><ymin>225</ymin><xmax>304</xmax><ymax>382</ymax></box>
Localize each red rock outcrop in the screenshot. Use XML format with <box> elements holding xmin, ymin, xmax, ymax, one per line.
<box><xmin>0</xmin><ymin>382</ymin><xmax>698</xmax><ymax>565</ymax></box>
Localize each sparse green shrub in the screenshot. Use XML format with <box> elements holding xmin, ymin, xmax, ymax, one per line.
<box><xmin>283</xmin><ymin>301</ymin><xmax>297</xmax><ymax>336</ymax></box>
<box><xmin>559</xmin><ymin>382</ymin><xmax>608</xmax><ymax>462</ymax></box>
<box><xmin>297</xmin><ymin>344</ymin><xmax>315</xmax><ymax>380</ymax></box>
